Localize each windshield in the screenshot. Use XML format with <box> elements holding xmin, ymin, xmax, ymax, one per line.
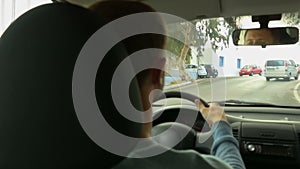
<box><xmin>242</xmin><ymin>65</ymin><xmax>252</xmax><ymax>69</ymax></box>
<box><xmin>163</xmin><ymin>12</ymin><xmax>300</xmax><ymax>107</ymax></box>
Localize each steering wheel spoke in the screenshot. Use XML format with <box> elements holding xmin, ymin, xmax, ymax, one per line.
<box><xmin>152</xmin><ymin>91</ymin><xmax>212</xmax><ymax>154</ymax></box>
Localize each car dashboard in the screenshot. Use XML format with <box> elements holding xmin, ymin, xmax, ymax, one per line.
<box><xmin>152</xmin><ymin>99</ymin><xmax>300</xmax><ymax>169</ymax></box>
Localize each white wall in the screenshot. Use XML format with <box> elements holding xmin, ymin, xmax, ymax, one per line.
<box><xmin>0</xmin><ymin>0</ymin><xmax>51</xmax><ymax>36</ymax></box>
<box><xmin>191</xmin><ymin>40</ymin><xmax>239</xmax><ymax>77</ymax></box>
<box><xmin>190</xmin><ymin>45</ymin><xmax>218</xmax><ymax>66</ymax></box>
<box><xmin>191</xmin><ymin>37</ymin><xmax>300</xmax><ymax>77</ymax></box>
<box><xmin>190</xmin><ymin>46</ymin><xmax>198</xmax><ymax>65</ymax></box>
<box><xmin>216</xmin><ymin>43</ymin><xmax>300</xmax><ymax>77</ymax></box>
<box><xmin>236</xmin><ymin>44</ymin><xmax>300</xmax><ymax>67</ymax></box>
<box><xmin>191</xmin><ymin>41</ymin><xmax>219</xmax><ymax>66</ymax></box>
<box><xmin>217</xmin><ymin>47</ymin><xmax>240</xmax><ymax>77</ymax></box>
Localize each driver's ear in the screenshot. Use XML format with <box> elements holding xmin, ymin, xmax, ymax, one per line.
<box><xmin>150</xmin><ymin>56</ymin><xmax>166</xmax><ymax>88</ymax></box>
<box><xmin>151</xmin><ymin>69</ymin><xmax>164</xmax><ymax>88</ymax></box>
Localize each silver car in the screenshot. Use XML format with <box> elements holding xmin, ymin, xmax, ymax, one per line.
<box><xmin>264</xmin><ymin>59</ymin><xmax>298</xmax><ymax>81</ymax></box>
<box><xmin>197</xmin><ymin>65</ymin><xmax>207</xmax><ymax>78</ymax></box>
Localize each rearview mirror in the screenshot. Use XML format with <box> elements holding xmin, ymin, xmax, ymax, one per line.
<box><xmin>233</xmin><ymin>27</ymin><xmax>299</xmax><ymax>47</ymax></box>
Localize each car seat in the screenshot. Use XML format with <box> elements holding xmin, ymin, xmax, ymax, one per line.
<box><xmin>0</xmin><ymin>2</ymin><xmax>143</xmax><ymax>168</ymax></box>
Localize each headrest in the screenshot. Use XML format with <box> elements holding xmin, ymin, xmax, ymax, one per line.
<box><xmin>0</xmin><ymin>2</ymin><xmax>143</xmax><ymax>168</ymax></box>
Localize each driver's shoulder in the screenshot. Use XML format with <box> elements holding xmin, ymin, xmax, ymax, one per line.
<box><xmin>114</xmin><ymin>144</ymin><xmax>232</xmax><ymax>169</ymax></box>
<box><xmin>169</xmin><ymin>149</ymin><xmax>233</xmax><ymax>169</ymax></box>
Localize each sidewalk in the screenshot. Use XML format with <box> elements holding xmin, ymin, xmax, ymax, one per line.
<box><xmin>163</xmin><ymin>81</ymin><xmax>193</xmax><ymax>90</ymax></box>
<box><xmin>163</xmin><ymin>76</ymin><xmax>239</xmax><ymax>90</ymax></box>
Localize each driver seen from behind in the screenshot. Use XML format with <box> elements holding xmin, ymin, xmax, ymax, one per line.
<box><xmin>89</xmin><ymin>1</ymin><xmax>246</xmax><ymax>169</ymax></box>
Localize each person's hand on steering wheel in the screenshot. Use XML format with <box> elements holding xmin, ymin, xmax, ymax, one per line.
<box><xmin>194</xmin><ymin>99</ymin><xmax>227</xmax><ymax>127</ymax></box>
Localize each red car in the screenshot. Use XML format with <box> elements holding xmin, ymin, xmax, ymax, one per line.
<box><xmin>239</xmin><ymin>65</ymin><xmax>262</xmax><ymax>76</ymax></box>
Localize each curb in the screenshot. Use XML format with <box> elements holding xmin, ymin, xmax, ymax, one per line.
<box><xmin>163</xmin><ymin>81</ymin><xmax>192</xmax><ymax>90</ymax></box>
<box><xmin>163</xmin><ymin>76</ymin><xmax>240</xmax><ymax>90</ymax></box>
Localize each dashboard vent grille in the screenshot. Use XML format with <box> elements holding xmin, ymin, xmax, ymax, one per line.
<box><xmin>232</xmin><ymin>128</ymin><xmax>239</xmax><ymax>140</ymax></box>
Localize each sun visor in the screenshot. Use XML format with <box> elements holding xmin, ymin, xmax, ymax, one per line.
<box><xmin>145</xmin><ymin>0</ymin><xmax>221</xmax><ymax>21</ymax></box>
<box><xmin>220</xmin><ymin>0</ymin><xmax>300</xmax><ymax>17</ymax></box>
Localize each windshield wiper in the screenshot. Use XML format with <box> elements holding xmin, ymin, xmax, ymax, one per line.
<box><xmin>212</xmin><ymin>100</ymin><xmax>277</xmax><ymax>106</ymax></box>
<box><xmin>209</xmin><ymin>100</ymin><xmax>300</xmax><ymax>109</ymax></box>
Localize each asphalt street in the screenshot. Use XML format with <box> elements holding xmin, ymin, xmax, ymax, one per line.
<box><xmin>165</xmin><ymin>75</ymin><xmax>300</xmax><ymax>107</ymax></box>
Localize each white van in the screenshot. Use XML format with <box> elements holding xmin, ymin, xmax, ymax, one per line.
<box><xmin>264</xmin><ymin>59</ymin><xmax>298</xmax><ymax>81</ymax></box>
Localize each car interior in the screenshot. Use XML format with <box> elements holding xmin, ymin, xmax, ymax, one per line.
<box><xmin>0</xmin><ymin>0</ymin><xmax>300</xmax><ymax>169</ymax></box>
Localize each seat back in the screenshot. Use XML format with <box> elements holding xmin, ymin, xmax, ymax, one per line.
<box><xmin>0</xmin><ymin>2</ymin><xmax>143</xmax><ymax>168</ymax></box>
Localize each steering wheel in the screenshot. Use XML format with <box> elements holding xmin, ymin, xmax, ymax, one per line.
<box><xmin>152</xmin><ymin>91</ymin><xmax>213</xmax><ymax>154</ymax></box>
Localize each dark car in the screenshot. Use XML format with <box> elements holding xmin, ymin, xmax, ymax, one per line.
<box><xmin>239</xmin><ymin>64</ymin><xmax>262</xmax><ymax>76</ymax></box>
<box><xmin>201</xmin><ymin>64</ymin><xmax>218</xmax><ymax>78</ymax></box>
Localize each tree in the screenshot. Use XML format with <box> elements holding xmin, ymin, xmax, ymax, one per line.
<box><xmin>165</xmin><ymin>22</ymin><xmax>194</xmax><ymax>81</ymax></box>
<box><xmin>283</xmin><ymin>13</ymin><xmax>300</xmax><ymax>46</ymax></box>
<box><xmin>166</xmin><ymin>17</ymin><xmax>239</xmax><ymax>81</ymax></box>
<box><xmin>195</xmin><ymin>17</ymin><xmax>239</xmax><ymax>54</ymax></box>
<box><xmin>283</xmin><ymin>12</ymin><xmax>300</xmax><ymax>26</ymax></box>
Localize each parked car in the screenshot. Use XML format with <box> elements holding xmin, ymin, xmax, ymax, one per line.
<box><xmin>185</xmin><ymin>64</ymin><xmax>208</xmax><ymax>79</ymax></box>
<box><xmin>239</xmin><ymin>64</ymin><xmax>262</xmax><ymax>76</ymax></box>
<box><xmin>264</xmin><ymin>59</ymin><xmax>298</xmax><ymax>81</ymax></box>
<box><xmin>185</xmin><ymin>64</ymin><xmax>197</xmax><ymax>69</ymax></box>
<box><xmin>197</xmin><ymin>65</ymin><xmax>207</xmax><ymax>78</ymax></box>
<box><xmin>201</xmin><ymin>64</ymin><xmax>218</xmax><ymax>78</ymax></box>
<box><xmin>185</xmin><ymin>64</ymin><xmax>198</xmax><ymax>79</ymax></box>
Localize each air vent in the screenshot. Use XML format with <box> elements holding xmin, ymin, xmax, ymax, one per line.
<box><xmin>232</xmin><ymin>128</ymin><xmax>239</xmax><ymax>140</ymax></box>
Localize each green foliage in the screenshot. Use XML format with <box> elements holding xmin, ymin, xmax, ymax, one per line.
<box><xmin>283</xmin><ymin>12</ymin><xmax>300</xmax><ymax>26</ymax></box>
<box><xmin>165</xmin><ymin>12</ymin><xmax>300</xmax><ymax>71</ymax></box>
<box><xmin>194</xmin><ymin>17</ymin><xmax>238</xmax><ymax>52</ymax></box>
<box><xmin>165</xmin><ymin>37</ymin><xmax>192</xmax><ymax>65</ymax></box>
<box><xmin>165</xmin><ymin>37</ymin><xmax>182</xmax><ymax>57</ymax></box>
<box><xmin>165</xmin><ymin>17</ymin><xmax>239</xmax><ymax>71</ymax></box>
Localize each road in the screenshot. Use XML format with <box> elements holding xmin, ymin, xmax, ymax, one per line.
<box><xmin>165</xmin><ymin>75</ymin><xmax>300</xmax><ymax>107</ymax></box>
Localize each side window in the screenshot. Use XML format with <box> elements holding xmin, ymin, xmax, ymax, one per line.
<box><xmin>289</xmin><ymin>60</ymin><xmax>296</xmax><ymax>66</ymax></box>
<box><xmin>0</xmin><ymin>0</ymin><xmax>51</xmax><ymax>36</ymax></box>
<box><xmin>219</xmin><ymin>56</ymin><xmax>224</xmax><ymax>67</ymax></box>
